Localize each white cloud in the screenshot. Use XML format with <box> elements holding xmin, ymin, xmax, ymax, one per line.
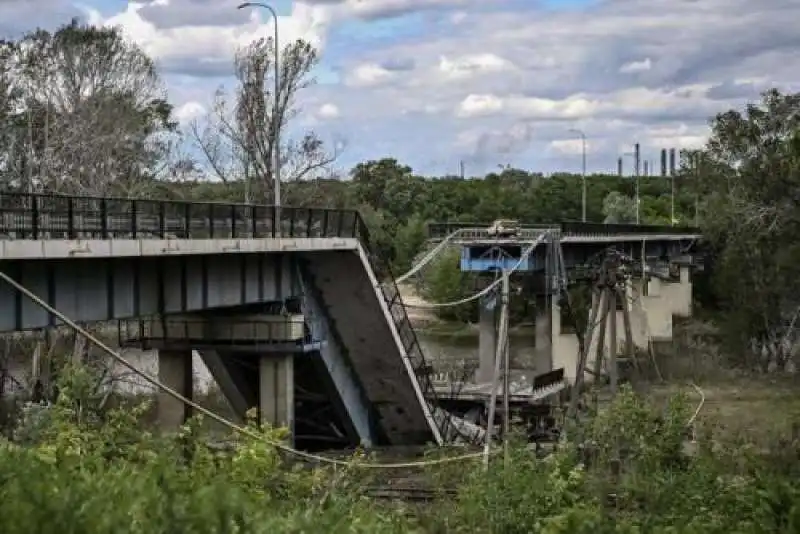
<box><xmin>450</xmin><ymin>11</ymin><xmax>468</xmax><ymax>25</ymax></box>
<box><xmin>341</xmin><ymin>0</ymin><xmax>473</xmax><ymax>20</ymax></box>
<box><xmin>619</xmin><ymin>58</ymin><xmax>652</xmax><ymax>73</ymax></box>
<box><xmin>453</xmin><ymin>85</ymin><xmax>720</xmax><ymax>123</ymax></box>
<box><xmin>174</xmin><ymin>101</ymin><xmax>205</xmax><ymax>124</ymax></box>
<box><xmin>317</xmin><ymin>103</ymin><xmax>340</xmax><ymax>119</ymax></box>
<box><xmin>457</xmin><ymin>94</ymin><xmax>504</xmax><ymax>118</ymax></box>
<box><xmin>345</xmin><ymin>63</ymin><xmax>396</xmax><ymax>87</ymax></box>
<box><xmin>548</xmin><ymin>138</ymin><xmax>590</xmax><ymax>156</ymax></box>
<box><xmin>438</xmin><ymin>53</ymin><xmax>514</xmax><ymax>79</ymax></box>
<box><xmin>83</xmin><ymin>1</ymin><xmax>333</xmax><ymax>76</ymax></box>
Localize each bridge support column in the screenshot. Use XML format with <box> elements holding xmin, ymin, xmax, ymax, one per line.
<box><xmin>157</xmin><ymin>349</ymin><xmax>193</xmax><ymax>433</ymax></box>
<box><xmin>259</xmin><ymin>354</ymin><xmax>294</xmax><ymax>438</ymax></box>
<box><xmin>475</xmin><ymin>294</ymin><xmax>497</xmax><ymax>384</ymax></box>
<box><xmin>676</xmin><ymin>266</ymin><xmax>692</xmax><ymax>317</ymax></box>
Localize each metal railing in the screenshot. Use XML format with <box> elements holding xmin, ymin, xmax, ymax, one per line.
<box><xmin>559</xmin><ymin>221</ymin><xmax>700</xmax><ymax>236</ymax></box>
<box><xmin>427</xmin><ymin>222</ymin><xmax>553</xmax><ymax>240</ymax></box>
<box><xmin>0</xmin><ymin>191</ymin><xmax>359</xmax><ymax>240</ymax></box>
<box><xmin>355</xmin><ymin>217</ymin><xmax>448</xmax><ymax>438</ymax></box>
<box><xmin>117</xmin><ymin>316</ymin><xmax>319</xmax><ymax>349</ymax></box>
<box><xmin>427</xmin><ymin>221</ymin><xmax>701</xmax><ymax>240</ymax></box>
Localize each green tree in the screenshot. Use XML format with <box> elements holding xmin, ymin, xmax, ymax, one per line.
<box><xmin>695</xmin><ymin>89</ymin><xmax>800</xmax><ymax>367</ymax></box>
<box><xmin>601</xmin><ymin>191</ymin><xmax>637</xmax><ymax>223</ymax></box>
<box><xmin>421</xmin><ymin>248</ymin><xmax>476</xmax><ymax>322</ymax></box>
<box><xmin>391</xmin><ymin>213</ymin><xmax>428</xmax><ymax>274</ymax></box>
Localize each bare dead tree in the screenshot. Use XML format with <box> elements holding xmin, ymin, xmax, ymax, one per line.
<box><xmin>191</xmin><ymin>37</ymin><xmax>343</xmax><ymax>203</ymax></box>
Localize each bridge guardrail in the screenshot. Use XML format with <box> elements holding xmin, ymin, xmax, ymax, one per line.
<box><xmin>117</xmin><ymin>316</ymin><xmax>321</xmax><ymax>350</ymax></box>
<box><xmin>0</xmin><ymin>191</ymin><xmax>360</xmax><ymax>240</ymax></box>
<box><xmin>427</xmin><ymin>221</ymin><xmax>701</xmax><ymax>240</ymax></box>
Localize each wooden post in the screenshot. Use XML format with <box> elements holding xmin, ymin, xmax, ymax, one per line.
<box><xmin>593</xmin><ymin>288</ymin><xmax>609</xmax><ymax>379</ymax></box>
<box><xmin>608</xmin><ymin>286</ymin><xmax>618</xmax><ymax>396</ymax></box>
<box><xmin>568</xmin><ymin>285</ymin><xmax>602</xmax><ymax>419</ymax></box>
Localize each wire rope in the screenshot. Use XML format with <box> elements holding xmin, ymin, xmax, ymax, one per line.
<box><xmin>403</xmin><ymin>233</ymin><xmax>549</xmax><ymax>309</ymax></box>
<box><xmin>393</xmin><ymin>228</ymin><xmax>468</xmax><ymax>285</ymax></box>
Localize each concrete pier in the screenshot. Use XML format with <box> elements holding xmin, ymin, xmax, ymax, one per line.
<box><xmin>157</xmin><ymin>349</ymin><xmax>193</xmax><ymax>432</ymax></box>
<box><xmin>258</xmin><ymin>354</ymin><xmax>294</xmax><ymax>433</ymax></box>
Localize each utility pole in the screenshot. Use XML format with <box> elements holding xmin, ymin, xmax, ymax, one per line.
<box><xmin>500</xmin><ymin>273</ymin><xmax>511</xmax><ymax>464</ymax></box>
<box><xmin>662</xmin><ymin>149</ymin><xmax>674</xmax><ymax>224</ymax></box>
<box><xmin>634</xmin><ymin>143</ymin><xmax>640</xmax><ymax>224</ymax></box>
<box><xmin>483</xmin><ymin>271</ymin><xmax>510</xmax><ymax>469</ymax></box>
<box><xmin>693</xmin><ymin>152</ymin><xmax>700</xmax><ymax>227</ymax></box>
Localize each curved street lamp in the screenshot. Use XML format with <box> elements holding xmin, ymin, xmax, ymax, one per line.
<box><xmin>238</xmin><ymin>2</ymin><xmax>281</xmax><ymax>229</ymax></box>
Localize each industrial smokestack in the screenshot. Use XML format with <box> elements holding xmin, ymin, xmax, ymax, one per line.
<box><xmin>617</xmin><ymin>157</ymin><xmax>623</xmax><ymax>177</ymax></box>
<box><xmin>669</xmin><ymin>148</ymin><xmax>676</xmax><ymax>175</ymax></box>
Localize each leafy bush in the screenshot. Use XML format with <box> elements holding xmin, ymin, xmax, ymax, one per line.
<box><xmin>2</xmin><ymin>368</ymin><xmax>800</xmax><ymax>533</ymax></box>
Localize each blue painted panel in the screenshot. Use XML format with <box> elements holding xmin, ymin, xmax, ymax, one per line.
<box><xmin>459</xmin><ymin>256</ymin><xmax>533</xmax><ymax>272</ymax></box>
<box><xmin>459</xmin><ymin>245</ymin><xmax>534</xmax><ymax>272</ymax></box>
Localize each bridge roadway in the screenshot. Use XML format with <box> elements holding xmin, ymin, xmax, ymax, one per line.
<box><xmin>0</xmin><ymin>191</ymin><xmax>701</xmax><ymax>448</ymax></box>
<box><xmin>426</xmin><ymin>221</ymin><xmax>701</xmax><ymax>271</ymax></box>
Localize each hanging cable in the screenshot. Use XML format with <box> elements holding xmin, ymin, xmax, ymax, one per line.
<box><xmin>403</xmin><ymin>233</ymin><xmax>549</xmax><ymax>309</ymax></box>
<box><xmin>0</xmin><ymin>270</ymin><xmax>499</xmax><ymax>470</ymax></box>
<box><xmin>393</xmin><ymin>228</ymin><xmax>469</xmax><ymax>284</ymax></box>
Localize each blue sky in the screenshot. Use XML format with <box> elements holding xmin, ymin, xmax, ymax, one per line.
<box><xmin>2</xmin><ymin>0</ymin><xmax>799</xmax><ymax>178</ymax></box>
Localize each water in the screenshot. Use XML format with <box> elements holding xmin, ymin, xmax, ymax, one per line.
<box><xmin>418</xmin><ymin>328</ymin><xmax>538</xmax><ymax>371</ymax></box>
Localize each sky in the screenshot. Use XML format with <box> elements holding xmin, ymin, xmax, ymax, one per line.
<box><xmin>2</xmin><ymin>0</ymin><xmax>800</xmax><ymax>177</ymax></box>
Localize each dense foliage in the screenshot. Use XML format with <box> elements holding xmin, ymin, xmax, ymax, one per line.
<box><xmin>2</xmin><ymin>366</ymin><xmax>799</xmax><ymax>533</ymax></box>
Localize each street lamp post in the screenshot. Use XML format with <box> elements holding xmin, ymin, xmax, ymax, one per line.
<box><xmin>238</xmin><ymin>2</ymin><xmax>281</xmax><ymax>234</ymax></box>
<box><xmin>568</xmin><ymin>128</ymin><xmax>587</xmax><ymax>222</ymax></box>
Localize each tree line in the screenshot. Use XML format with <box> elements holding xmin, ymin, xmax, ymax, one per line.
<box><xmin>1</xmin><ymin>19</ymin><xmax>799</xmax><ymax>369</ymax></box>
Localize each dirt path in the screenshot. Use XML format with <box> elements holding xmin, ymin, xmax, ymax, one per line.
<box><xmin>397</xmin><ymin>283</ymin><xmax>440</xmax><ymax>327</ymax></box>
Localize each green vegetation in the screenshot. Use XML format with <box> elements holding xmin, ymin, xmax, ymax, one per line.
<box><xmin>3</xmin><ymin>364</ymin><xmax>800</xmax><ymax>533</ymax></box>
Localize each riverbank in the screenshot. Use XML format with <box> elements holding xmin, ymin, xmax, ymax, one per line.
<box><xmin>398</xmin><ymin>282</ymin><xmax>535</xmax><ymax>337</ymax></box>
